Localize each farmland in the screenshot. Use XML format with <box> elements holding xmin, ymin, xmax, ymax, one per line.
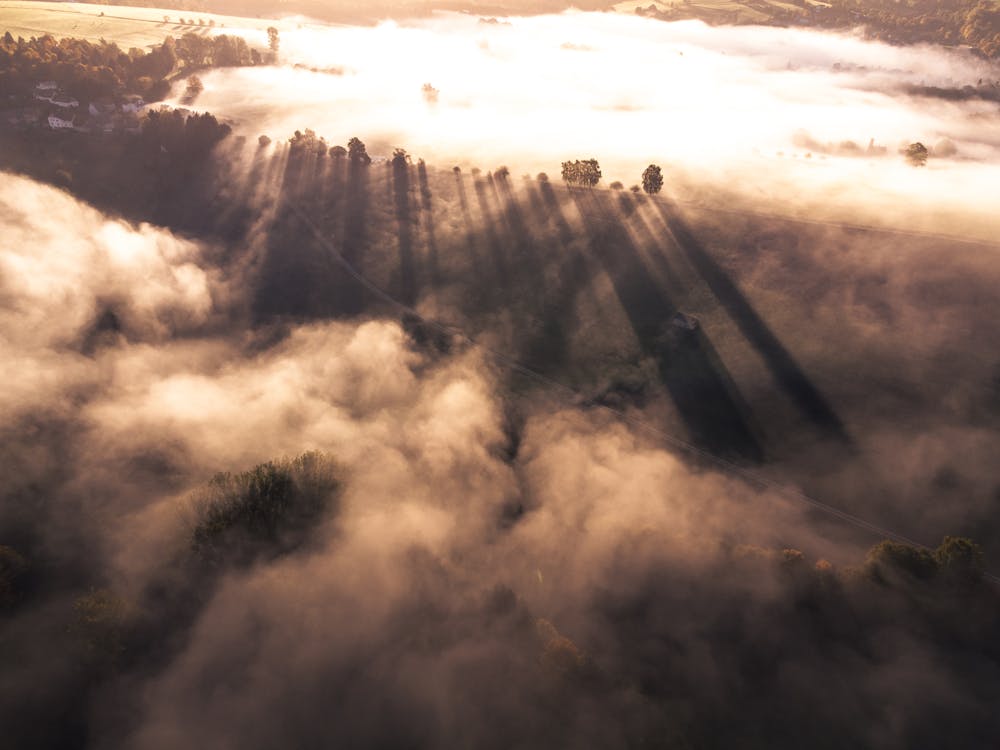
<box><xmin>0</xmin><ymin>1</ymin><xmax>283</xmax><ymax>48</ymax></box>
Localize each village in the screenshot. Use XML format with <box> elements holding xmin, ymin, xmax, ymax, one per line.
<box><xmin>2</xmin><ymin>79</ymin><xmax>149</xmax><ymax>134</ymax></box>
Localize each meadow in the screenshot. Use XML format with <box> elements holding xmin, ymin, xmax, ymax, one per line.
<box><xmin>0</xmin><ymin>1</ymin><xmax>282</xmax><ymax>48</ymax></box>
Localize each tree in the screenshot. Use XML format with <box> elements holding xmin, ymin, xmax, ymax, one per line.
<box><xmin>642</xmin><ymin>164</ymin><xmax>663</xmax><ymax>194</ymax></box>
<box><xmin>904</xmin><ymin>142</ymin><xmax>928</xmax><ymax>166</ymax></box>
<box><xmin>561</xmin><ymin>158</ymin><xmax>601</xmax><ymax>187</ymax></box>
<box><xmin>189</xmin><ymin>452</ymin><xmax>340</xmax><ymax>565</ymax></box>
<box><xmin>182</xmin><ymin>74</ymin><xmax>203</xmax><ymax>104</ymax></box>
<box><xmin>347</xmin><ymin>136</ymin><xmax>371</xmax><ymax>165</ymax></box>
<box><xmin>267</xmin><ymin>26</ymin><xmax>280</xmax><ymax>57</ymax></box>
<box><xmin>934</xmin><ymin>536</ymin><xmax>984</xmax><ymax>582</ymax></box>
<box><xmin>289</xmin><ymin>128</ymin><xmax>327</xmax><ymax>156</ymax></box>
<box><xmin>258</xmin><ymin>134</ymin><xmax>271</xmax><ymax>147</ymax></box>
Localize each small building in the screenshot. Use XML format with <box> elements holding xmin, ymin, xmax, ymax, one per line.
<box><xmin>36</xmin><ymin>81</ymin><xmax>57</xmax><ymax>91</ymax></box>
<box><xmin>48</xmin><ymin>114</ymin><xmax>75</xmax><ymax>130</ymax></box>
<box><xmin>121</xmin><ymin>95</ymin><xmax>146</xmax><ymax>113</ymax></box>
<box><xmin>50</xmin><ymin>93</ymin><xmax>79</xmax><ymax>109</ymax></box>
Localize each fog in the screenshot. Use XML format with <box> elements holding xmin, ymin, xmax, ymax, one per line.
<box><xmin>185</xmin><ymin>12</ymin><xmax>1000</xmax><ymax>237</ymax></box>
<box><xmin>0</xmin><ymin>172</ymin><xmax>849</xmax><ymax>748</ymax></box>
<box><xmin>4</xmin><ymin>9</ymin><xmax>1000</xmax><ymax>748</ymax></box>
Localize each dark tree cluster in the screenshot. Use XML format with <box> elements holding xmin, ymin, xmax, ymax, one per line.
<box><xmin>0</xmin><ymin>31</ymin><xmax>173</xmax><ymax>101</ymax></box>
<box><xmin>174</xmin><ymin>31</ymin><xmax>259</xmax><ymax>69</ymax></box>
<box><xmin>0</xmin><ymin>30</ymin><xmax>260</xmax><ymax>105</ymax></box>
<box><xmin>561</xmin><ymin>158</ymin><xmax>602</xmax><ymax>187</ymax></box>
<box><xmin>191</xmin><ymin>452</ymin><xmax>341</xmax><ymax>566</ymax></box>
<box><xmin>140</xmin><ymin>107</ymin><xmax>230</xmax><ymax>157</ymax></box>
<box><xmin>288</xmin><ymin>127</ymin><xmax>328</xmax><ymax>156</ymax></box>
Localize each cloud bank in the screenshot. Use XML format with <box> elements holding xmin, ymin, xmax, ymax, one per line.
<box><xmin>190</xmin><ymin>12</ymin><xmax>1000</xmax><ymax>236</ymax></box>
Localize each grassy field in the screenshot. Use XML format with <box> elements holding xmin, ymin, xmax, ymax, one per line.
<box><xmin>614</xmin><ymin>0</ymin><xmax>813</xmax><ymax>24</ymax></box>
<box><xmin>0</xmin><ymin>1</ymin><xmax>284</xmax><ymax>48</ymax></box>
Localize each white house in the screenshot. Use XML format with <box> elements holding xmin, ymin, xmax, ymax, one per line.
<box><xmin>121</xmin><ymin>95</ymin><xmax>145</xmax><ymax>113</ymax></box>
<box><xmin>50</xmin><ymin>93</ymin><xmax>79</xmax><ymax>108</ymax></box>
<box><xmin>36</xmin><ymin>81</ymin><xmax>57</xmax><ymax>91</ymax></box>
<box><xmin>48</xmin><ymin>114</ymin><xmax>74</xmax><ymax>129</ymax></box>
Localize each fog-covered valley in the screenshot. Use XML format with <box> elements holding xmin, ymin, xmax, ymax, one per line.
<box><xmin>2</xmin><ymin>7</ymin><xmax>1000</xmax><ymax>749</ymax></box>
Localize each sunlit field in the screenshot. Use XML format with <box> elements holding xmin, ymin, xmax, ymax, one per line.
<box><xmin>0</xmin><ymin>0</ymin><xmax>287</xmax><ymax>48</ymax></box>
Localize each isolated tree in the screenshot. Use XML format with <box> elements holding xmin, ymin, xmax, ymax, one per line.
<box><xmin>904</xmin><ymin>142</ymin><xmax>928</xmax><ymax>167</ymax></box>
<box><xmin>182</xmin><ymin>74</ymin><xmax>203</xmax><ymax>104</ymax></box>
<box><xmin>347</xmin><ymin>136</ymin><xmax>371</xmax><ymax>165</ymax></box>
<box><xmin>642</xmin><ymin>164</ymin><xmax>663</xmax><ymax>194</ymax></box>
<box><xmin>267</xmin><ymin>26</ymin><xmax>280</xmax><ymax>56</ymax></box>
<box><xmin>163</xmin><ymin>15</ymin><xmax>170</xmax><ymax>23</ymax></box>
<box><xmin>258</xmin><ymin>134</ymin><xmax>271</xmax><ymax>147</ymax></box>
<box><xmin>421</xmin><ymin>82</ymin><xmax>439</xmax><ymax>104</ymax></box>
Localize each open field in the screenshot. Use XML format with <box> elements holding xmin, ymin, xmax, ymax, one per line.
<box><xmin>0</xmin><ymin>0</ymin><xmax>611</xmax><ymax>32</ymax></box>
<box><xmin>614</xmin><ymin>0</ymin><xmax>809</xmax><ymax>24</ymax></box>
<box><xmin>0</xmin><ymin>1</ymin><xmax>285</xmax><ymax>47</ymax></box>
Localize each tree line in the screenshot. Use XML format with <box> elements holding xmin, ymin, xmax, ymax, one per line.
<box><xmin>0</xmin><ymin>30</ymin><xmax>261</xmax><ymax>103</ymax></box>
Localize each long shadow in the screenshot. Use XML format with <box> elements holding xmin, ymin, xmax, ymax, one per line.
<box><xmin>572</xmin><ymin>188</ymin><xmax>763</xmax><ymax>462</ymax></box>
<box><xmin>537</xmin><ymin>178</ymin><xmax>575</xmax><ymax>249</ymax></box>
<box><xmin>473</xmin><ymin>172</ymin><xmax>511</xmax><ymax>288</ymax></box>
<box><xmin>204</xmin><ymin>138</ymin><xmax>263</xmax><ymax>242</ymax></box>
<box><xmin>253</xmin><ymin>146</ymin><xmax>325</xmax><ymax>319</ymax></box>
<box><xmin>617</xmin><ymin>190</ymin><xmax>685</xmax><ymax>300</ymax></box>
<box><xmin>492</xmin><ymin>171</ymin><xmax>536</xmax><ymax>279</ymax></box>
<box><xmin>652</xmin><ymin>198</ymin><xmax>850</xmax><ymax>445</ymax></box>
<box><xmin>338</xmin><ymin>154</ymin><xmax>371</xmax><ymax>315</ymax></box>
<box><xmin>416</xmin><ymin>160</ymin><xmax>440</xmax><ymax>286</ymax></box>
<box><xmin>535</xmin><ymin>176</ymin><xmax>614</xmax><ymax>324</ymax></box>
<box><xmin>392</xmin><ymin>153</ymin><xmax>418</xmax><ymax>306</ymax></box>
<box><xmin>492</xmin><ymin>176</ymin><xmax>595</xmax><ymax>373</ymax></box>
<box><xmin>452</xmin><ymin>169</ymin><xmax>489</xmax><ymax>308</ymax></box>
<box><xmin>493</xmin><ymin>172</ymin><xmax>571</xmax><ymax>370</ymax></box>
<box><xmin>254</xmin><ymin>148</ymin><xmax>370</xmax><ymax>320</ymax></box>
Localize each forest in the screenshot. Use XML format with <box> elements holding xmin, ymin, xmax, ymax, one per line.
<box><xmin>0</xmin><ymin>29</ymin><xmax>260</xmax><ymax>101</ymax></box>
